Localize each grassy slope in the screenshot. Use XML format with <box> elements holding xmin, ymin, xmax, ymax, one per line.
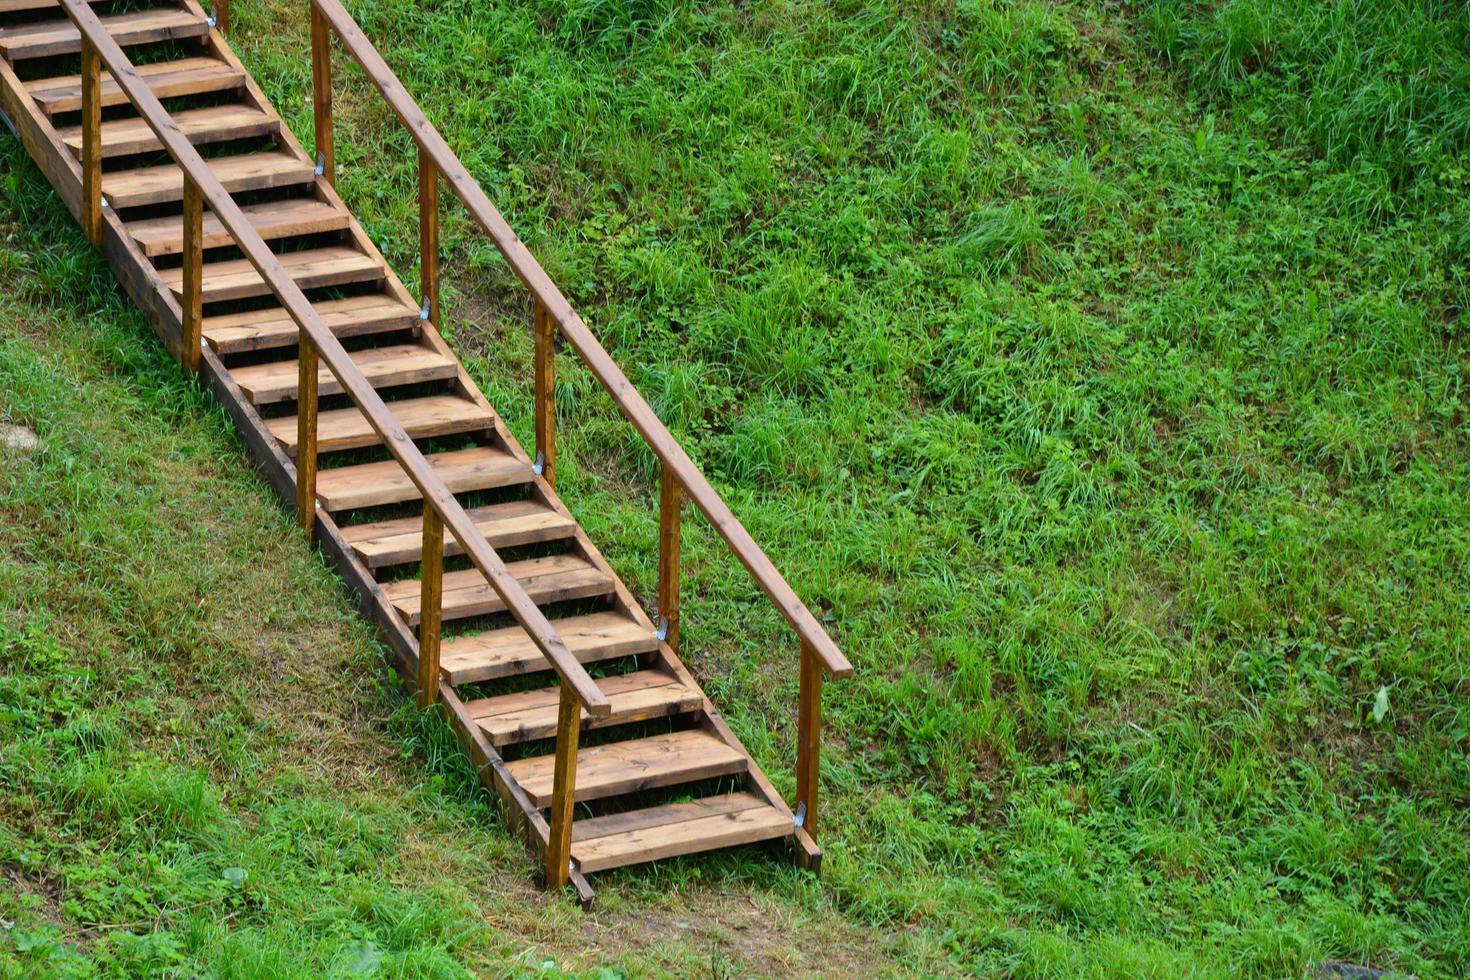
<box><xmin>3</xmin><ymin>0</ymin><xmax>1469</xmax><ymax>975</ymax></box>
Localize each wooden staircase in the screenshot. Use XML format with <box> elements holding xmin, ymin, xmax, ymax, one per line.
<box><xmin>0</xmin><ymin>0</ymin><xmax>852</xmax><ymax>905</ymax></box>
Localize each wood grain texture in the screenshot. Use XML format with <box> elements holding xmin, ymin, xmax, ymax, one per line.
<box><xmin>417</xmin><ymin>504</ymin><xmax>443</xmax><ymax>707</ymax></box>
<box><xmin>505</xmin><ymin>729</ymin><xmax>748</xmax><ymax>808</ymax></box>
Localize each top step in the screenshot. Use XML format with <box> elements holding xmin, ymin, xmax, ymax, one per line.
<box><xmin>0</xmin><ymin>8</ymin><xmax>209</xmax><ymax>59</ymax></box>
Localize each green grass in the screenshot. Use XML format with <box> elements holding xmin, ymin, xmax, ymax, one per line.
<box><xmin>3</xmin><ymin>0</ymin><xmax>1470</xmax><ymax>975</ymax></box>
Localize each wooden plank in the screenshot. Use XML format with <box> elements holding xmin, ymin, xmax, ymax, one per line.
<box><xmin>467</xmin><ymin>669</ymin><xmax>700</xmax><ymax>746</ymax></box>
<box><xmin>381</xmin><ymin>553</ymin><xmax>613</xmax><ymax>626</ymax></box>
<box><xmin>310</xmin><ymin>2</ymin><xmax>332</xmax><ymax>185</ymax></box>
<box><xmin>0</xmin><ymin>0</ymin><xmax>102</xmax><ymax>15</ymax></box>
<box><xmin>544</xmin><ymin>687</ymin><xmax>578</xmax><ymax>889</ymax></box>
<box><xmin>417</xmin><ymin>504</ymin><xmax>443</xmax><ymax>707</ymax></box>
<box><xmin>571</xmin><ymin>792</ymin><xmax>767</xmax><ymax>843</ymax></box>
<box><xmin>0</xmin><ymin>8</ymin><xmax>209</xmax><ymax>59</ymax></box>
<box><xmin>266</xmin><ymin>393</ymin><xmax>492</xmax><ymax>457</ymax></box>
<box><xmin>295</xmin><ymin>333</ymin><xmax>318</xmax><ymax>532</ymax></box>
<box><xmin>313</xmin><ymin>0</ymin><xmax>852</xmax><ymax>680</ymax></box>
<box><xmin>127</xmin><ymin>197</ymin><xmax>349</xmax><ymax>257</ymax></box>
<box><xmin>203</xmin><ymin>294</ymin><xmax>419</xmax><ymax>354</ymax></box>
<box><xmin>314</xmin><ymin>446</ymin><xmax>532</xmax><ymax>512</ymax></box>
<box><xmin>180</xmin><ymin>176</ymin><xmax>202</xmax><ymax>373</ymax></box>
<box><xmin>340</xmin><ymin>497</ymin><xmax>576</xmax><ymax>568</ymax></box>
<box><xmin>572</xmin><ymin>802</ymin><xmax>791</xmax><ymax>873</ymax></box>
<box><xmin>441</xmin><ymin>611</ymin><xmax>656</xmax><ymax>685</ymax></box>
<box><xmin>658</xmin><ymin>464</ymin><xmax>681</xmax><ymax>652</ymax></box>
<box><xmin>796</xmin><ymin>639</ymin><xmax>822</xmax><ymax>839</ymax></box>
<box><xmin>104</xmin><ymin>150</ymin><xmax>315</xmax><ymax>209</ymax></box>
<box><xmin>27</xmin><ymin>57</ymin><xmax>244</xmax><ymax>114</ymax></box>
<box><xmin>230</xmin><ymin>343</ymin><xmax>456</xmax><ymax>405</ymax></box>
<box><xmin>58</xmin><ymin>103</ymin><xmax>276</xmax><ymax>158</ymax></box>
<box><xmin>78</xmin><ymin>37</ymin><xmax>100</xmax><ymax>246</ymax></box>
<box><xmin>533</xmin><ymin>298</ymin><xmax>554</xmax><ymax>484</ymax></box>
<box><xmin>505</xmin><ymin>729</ymin><xmax>748</xmax><ymax>809</ymax></box>
<box><xmin>157</xmin><ymin>246</ymin><xmax>383</xmax><ymax>304</ymax></box>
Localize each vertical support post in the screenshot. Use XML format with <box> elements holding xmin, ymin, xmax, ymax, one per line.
<box><xmin>181</xmin><ymin>177</ymin><xmax>203</xmax><ymax>374</ymax></box>
<box><xmin>657</xmin><ymin>465</ymin><xmax>681</xmax><ymax>652</ymax></box>
<box><xmin>310</xmin><ymin>2</ymin><xmax>334</xmax><ymax>186</ymax></box>
<box><xmin>419</xmin><ymin>146</ymin><xmax>439</xmax><ymax>327</ymax></box>
<box><xmin>213</xmin><ymin>0</ymin><xmax>229</xmax><ymax>33</ymax></box>
<box><xmin>417</xmin><ymin>504</ymin><xmax>444</xmax><ymax>708</ymax></box>
<box><xmin>796</xmin><ymin>639</ymin><xmax>822</xmax><ymax>841</ymax></box>
<box><xmin>544</xmin><ymin>686</ymin><xmax>580</xmax><ymax>889</ymax></box>
<box><xmin>533</xmin><ymin>299</ymin><xmax>556</xmax><ymax>486</ymax></box>
<box><xmin>80</xmin><ymin>38</ymin><xmax>102</xmax><ymax>247</ymax></box>
<box><xmin>295</xmin><ymin>333</ymin><xmax>318</xmax><ymax>534</ymax></box>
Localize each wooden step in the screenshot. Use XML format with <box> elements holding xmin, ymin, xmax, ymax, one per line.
<box><xmin>441</xmin><ymin>611</ymin><xmax>656</xmax><ymax>686</ymax></box>
<box><xmin>314</xmin><ymin>446</ymin><xmax>532</xmax><ymax>512</ymax></box>
<box><xmin>127</xmin><ymin>197</ymin><xmax>349</xmax><ymax>257</ymax></box>
<box><xmin>381</xmin><ymin>553</ymin><xmax>614</xmax><ymax>627</ymax></box>
<box><xmin>158</xmin><ymin>246</ymin><xmax>383</xmax><ymax>304</ymax></box>
<box><xmin>267</xmin><ymin>393</ymin><xmax>492</xmax><ymax>458</ymax></box>
<box><xmin>0</xmin><ymin>8</ymin><xmax>208</xmax><ymax>59</ymax></box>
<box><xmin>26</xmin><ymin>57</ymin><xmax>245</xmax><ymax>115</ymax></box>
<box><xmin>58</xmin><ymin>103</ymin><xmax>277</xmax><ymax>159</ymax></box>
<box><xmin>104</xmin><ymin>150</ymin><xmax>314</xmax><ymax>209</ymax></box>
<box><xmin>571</xmin><ymin>793</ymin><xmax>792</xmax><ymax>873</ymax></box>
<box><xmin>203</xmin><ymin>295</ymin><xmax>419</xmax><ymax>354</ymax></box>
<box><xmin>231</xmin><ymin>343</ymin><xmax>457</xmax><ymax>405</ymax></box>
<box><xmin>0</xmin><ymin>0</ymin><xmax>102</xmax><ymax>16</ymax></box>
<box><xmin>506</xmin><ymin>729</ymin><xmax>748</xmax><ymax>809</ymax></box>
<box><xmin>341</xmin><ymin>497</ymin><xmax>575</xmax><ymax>568</ymax></box>
<box><xmin>467</xmin><ymin>669</ymin><xmax>702</xmax><ymax>747</ymax></box>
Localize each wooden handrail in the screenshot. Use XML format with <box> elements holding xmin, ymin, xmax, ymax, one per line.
<box><xmin>58</xmin><ymin>0</ymin><xmax>610</xmax><ymax>718</ymax></box>
<box><xmin>310</xmin><ymin>0</ymin><xmax>852</xmax><ymax>681</ymax></box>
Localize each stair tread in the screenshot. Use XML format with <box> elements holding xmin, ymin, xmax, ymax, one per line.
<box><xmin>231</xmin><ymin>342</ymin><xmax>456</xmax><ymax>405</ymax></box>
<box><xmin>466</xmin><ymin>669</ymin><xmax>702</xmax><ymax>746</ymax></box>
<box><xmin>266</xmin><ymin>393</ymin><xmax>492</xmax><ymax>457</ymax></box>
<box><xmin>314</xmin><ymin>445</ymin><xmax>532</xmax><ymax>512</ymax></box>
<box><xmin>381</xmin><ymin>552</ymin><xmax>613</xmax><ymax>626</ymax></box>
<box><xmin>441</xmin><ymin>611</ymin><xmax>656</xmax><ymax>685</ymax></box>
<box><xmin>341</xmin><ymin>497</ymin><xmax>576</xmax><ymax>567</ymax></box>
<box><xmin>203</xmin><ymin>294</ymin><xmax>419</xmax><ymax>354</ymax></box>
<box><xmin>104</xmin><ymin>150</ymin><xmax>314</xmax><ymax>209</ymax></box>
<box><xmin>0</xmin><ymin>8</ymin><xmax>209</xmax><ymax>59</ymax></box>
<box><xmin>0</xmin><ymin>0</ymin><xmax>103</xmax><ymax>15</ymax></box>
<box><xmin>158</xmin><ymin>245</ymin><xmax>384</xmax><ymax>304</ymax></box>
<box><xmin>570</xmin><ymin>793</ymin><xmax>791</xmax><ymax>873</ymax></box>
<box><xmin>506</xmin><ymin>729</ymin><xmax>748</xmax><ymax>809</ymax></box>
<box><xmin>59</xmin><ymin>103</ymin><xmax>274</xmax><ymax>158</ymax></box>
<box><xmin>127</xmin><ymin>197</ymin><xmax>349</xmax><ymax>257</ymax></box>
<box><xmin>26</xmin><ymin>56</ymin><xmax>244</xmax><ymax>114</ymax></box>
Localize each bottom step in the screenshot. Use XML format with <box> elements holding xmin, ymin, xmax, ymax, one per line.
<box><xmin>571</xmin><ymin>793</ymin><xmax>792</xmax><ymax>873</ymax></box>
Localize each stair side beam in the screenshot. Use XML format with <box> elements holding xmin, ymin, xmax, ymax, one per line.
<box><xmin>54</xmin><ymin>0</ymin><xmax>610</xmax><ymax>722</ymax></box>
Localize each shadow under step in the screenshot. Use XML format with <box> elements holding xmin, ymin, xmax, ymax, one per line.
<box><xmin>571</xmin><ymin>792</ymin><xmax>793</xmax><ymax>873</ymax></box>
<box><xmin>26</xmin><ymin>56</ymin><xmax>244</xmax><ymax>115</ymax></box>
<box><xmin>382</xmin><ymin>553</ymin><xmax>613</xmax><ymax>627</ymax></box>
<box><xmin>341</xmin><ymin>497</ymin><xmax>575</xmax><ymax>568</ymax></box>
<box><xmin>0</xmin><ymin>8</ymin><xmax>208</xmax><ymax>60</ymax></box>
<box><xmin>104</xmin><ymin>150</ymin><xmax>315</xmax><ymax>209</ymax></box>
<box><xmin>313</xmin><ymin>445</ymin><xmax>532</xmax><ymax>511</ymax></box>
<box><xmin>466</xmin><ymin>668</ymin><xmax>702</xmax><ymax>747</ymax></box>
<box><xmin>59</xmin><ymin>103</ymin><xmax>276</xmax><ymax>159</ymax></box>
<box><xmin>128</xmin><ymin>197</ymin><xmax>350</xmax><ymax>257</ymax></box>
<box><xmin>231</xmin><ymin>342</ymin><xmax>457</xmax><ymax>405</ymax></box>
<box><xmin>441</xmin><ymin>610</ymin><xmax>657</xmax><ymax>685</ymax></box>
<box><xmin>267</xmin><ymin>393</ymin><xmax>492</xmax><ymax>457</ymax></box>
<box><xmin>507</xmin><ymin>729</ymin><xmax>748</xmax><ymax>808</ymax></box>
<box><xmin>159</xmin><ymin>246</ymin><xmax>384</xmax><ymax>305</ymax></box>
<box><xmin>204</xmin><ymin>294</ymin><xmax>420</xmax><ymax>354</ymax></box>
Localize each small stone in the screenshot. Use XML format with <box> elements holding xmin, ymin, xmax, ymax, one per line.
<box><xmin>0</xmin><ymin>424</ymin><xmax>38</xmax><ymax>452</ymax></box>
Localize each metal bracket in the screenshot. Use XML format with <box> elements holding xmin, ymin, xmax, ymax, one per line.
<box><xmin>793</xmin><ymin>802</ymin><xmax>806</xmax><ymax>828</ymax></box>
<box><xmin>205</xmin><ymin>11</ymin><xmax>217</xmax><ymax>27</ymax></box>
<box><xmin>532</xmin><ymin>452</ymin><xmax>545</xmax><ymax>476</ymax></box>
<box><xmin>419</xmin><ymin>301</ymin><xmax>431</xmax><ymax>321</ymax></box>
<box><xmin>655</xmin><ymin>618</ymin><xmax>669</xmax><ymax>643</ymax></box>
<box><xmin>314</xmin><ymin>152</ymin><xmax>326</xmax><ymax>177</ymax></box>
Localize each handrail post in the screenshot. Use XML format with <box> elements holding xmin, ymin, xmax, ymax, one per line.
<box><xmin>544</xmin><ymin>686</ymin><xmax>579</xmax><ymax>889</ymax></box>
<box><xmin>533</xmin><ymin>299</ymin><xmax>555</xmax><ymax>486</ymax></box>
<box><xmin>417</xmin><ymin>503</ymin><xmax>444</xmax><ymax>707</ymax></box>
<box><xmin>80</xmin><ymin>37</ymin><xmax>101</xmax><ymax>247</ymax></box>
<box><xmin>796</xmin><ymin>639</ymin><xmax>822</xmax><ymax>840</ymax></box>
<box><xmin>181</xmin><ymin>176</ymin><xmax>203</xmax><ymax>374</ymax></box>
<box><xmin>419</xmin><ymin>147</ymin><xmax>438</xmax><ymax>327</ymax></box>
<box><xmin>212</xmin><ymin>0</ymin><xmax>229</xmax><ymax>32</ymax></box>
<box><xmin>310</xmin><ymin>2</ymin><xmax>334</xmax><ymax>186</ymax></box>
<box><xmin>658</xmin><ymin>466</ymin><xmax>681</xmax><ymax>652</ymax></box>
<box><xmin>295</xmin><ymin>334</ymin><xmax>318</xmax><ymax>533</ymax></box>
